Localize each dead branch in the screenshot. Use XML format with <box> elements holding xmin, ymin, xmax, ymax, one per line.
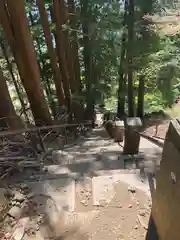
<box><xmin>0</xmin><ymin>167</ymin><xmax>13</xmax><ymax>181</ymax></box>
<box><xmin>0</xmin><ymin>156</ymin><xmax>36</xmax><ymax>162</ymax></box>
<box><xmin>137</xmin><ymin>214</ymin><xmax>148</xmax><ymax>230</ymax></box>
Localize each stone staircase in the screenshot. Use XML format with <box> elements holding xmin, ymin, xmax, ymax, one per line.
<box><xmin>3</xmin><ymin>128</ymin><xmax>162</xmax><ymax>240</ymax></box>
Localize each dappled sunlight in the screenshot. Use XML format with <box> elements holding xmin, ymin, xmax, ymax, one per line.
<box><xmin>1</xmin><ymin>0</ymin><xmax>180</xmax><ymax>239</ymax></box>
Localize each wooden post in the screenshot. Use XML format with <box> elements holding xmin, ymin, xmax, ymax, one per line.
<box><xmin>123</xmin><ymin>117</ymin><xmax>142</xmax><ymax>154</ymax></box>
<box><xmin>146</xmin><ymin>119</ymin><xmax>180</xmax><ymax>240</ymax></box>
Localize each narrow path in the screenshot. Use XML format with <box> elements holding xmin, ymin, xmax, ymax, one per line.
<box><xmin>1</xmin><ymin>128</ymin><xmax>162</xmax><ymax>240</ymax></box>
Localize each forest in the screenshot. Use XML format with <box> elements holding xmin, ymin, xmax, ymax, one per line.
<box><xmin>0</xmin><ymin>0</ymin><xmax>180</xmax><ymax>129</ymax></box>
<box><xmin>0</xmin><ymin>1</ymin><xmax>180</xmax><ymax>239</ymax></box>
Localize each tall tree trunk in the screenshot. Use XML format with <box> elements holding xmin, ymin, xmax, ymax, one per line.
<box><xmin>136</xmin><ymin>9</ymin><xmax>151</xmax><ymax>118</ymax></box>
<box><xmin>80</xmin><ymin>0</ymin><xmax>93</xmax><ymax>120</ymax></box>
<box><xmin>37</xmin><ymin>56</ymin><xmax>57</xmax><ymax>119</ymax></box>
<box><xmin>117</xmin><ymin>47</ymin><xmax>126</xmax><ymax>119</ymax></box>
<box><xmin>68</xmin><ymin>0</ymin><xmax>82</xmax><ymax>93</ymax></box>
<box><xmin>117</xmin><ymin>0</ymin><xmax>128</xmax><ymax>119</ymax></box>
<box><xmin>137</xmin><ymin>75</ymin><xmax>145</xmax><ymax>119</ymax></box>
<box><xmin>0</xmin><ymin>0</ymin><xmax>52</xmax><ymax>125</ymax></box>
<box><xmin>62</xmin><ymin>0</ymin><xmax>84</xmax><ymax>121</ymax></box>
<box><xmin>36</xmin><ymin>0</ymin><xmax>65</xmax><ymax>106</ymax></box>
<box><xmin>127</xmin><ymin>0</ymin><xmax>135</xmax><ymax>117</ymax></box>
<box><xmin>0</xmin><ymin>35</ymin><xmax>29</xmax><ymax>122</ymax></box>
<box><xmin>59</xmin><ymin>0</ymin><xmax>77</xmax><ymax>94</ymax></box>
<box><xmin>28</xmin><ymin>9</ymin><xmax>57</xmax><ymax>119</ymax></box>
<box><xmin>0</xmin><ymin>2</ymin><xmax>27</xmax><ymax>100</ymax></box>
<box><xmin>52</xmin><ymin>0</ymin><xmax>72</xmax><ymax>112</ymax></box>
<box><xmin>117</xmin><ymin>74</ymin><xmax>127</xmax><ymax>119</ymax></box>
<box><xmin>0</xmin><ymin>69</ymin><xmax>23</xmax><ymax>129</ymax></box>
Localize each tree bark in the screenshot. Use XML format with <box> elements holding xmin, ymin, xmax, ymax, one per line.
<box><xmin>0</xmin><ymin>0</ymin><xmax>52</xmax><ymax>125</ymax></box>
<box><xmin>0</xmin><ymin>69</ymin><xmax>23</xmax><ymax>129</ymax></box>
<box><xmin>80</xmin><ymin>0</ymin><xmax>93</xmax><ymax>120</ymax></box>
<box><xmin>0</xmin><ymin>35</ymin><xmax>29</xmax><ymax>123</ymax></box>
<box><xmin>67</xmin><ymin>0</ymin><xmax>82</xmax><ymax>93</ymax></box>
<box><xmin>59</xmin><ymin>0</ymin><xmax>77</xmax><ymax>94</ymax></box>
<box><xmin>117</xmin><ymin>0</ymin><xmax>128</xmax><ymax>119</ymax></box>
<box><xmin>137</xmin><ymin>75</ymin><xmax>145</xmax><ymax>119</ymax></box>
<box><xmin>28</xmin><ymin>9</ymin><xmax>57</xmax><ymax>119</ymax></box>
<box><xmin>36</xmin><ymin>0</ymin><xmax>65</xmax><ymax>106</ymax></box>
<box><xmin>37</xmin><ymin>51</ymin><xmax>57</xmax><ymax>119</ymax></box>
<box><xmin>117</xmin><ymin>74</ymin><xmax>126</xmax><ymax>119</ymax></box>
<box><xmin>52</xmin><ymin>0</ymin><xmax>72</xmax><ymax>112</ymax></box>
<box><xmin>127</xmin><ymin>0</ymin><xmax>135</xmax><ymax>117</ymax></box>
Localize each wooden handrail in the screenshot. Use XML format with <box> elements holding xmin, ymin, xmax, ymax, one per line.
<box><xmin>0</xmin><ymin>122</ymin><xmax>92</xmax><ymax>137</ymax></box>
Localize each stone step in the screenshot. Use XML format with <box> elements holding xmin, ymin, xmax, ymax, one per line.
<box><xmin>92</xmin><ymin>175</ymin><xmax>115</xmax><ymax>206</ymax></box>
<box><xmin>74</xmin><ymin>171</ymin><xmax>151</xmax><ymax>211</ymax></box>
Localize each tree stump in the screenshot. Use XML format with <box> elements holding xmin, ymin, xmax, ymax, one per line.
<box><xmin>114</xmin><ymin>120</ymin><xmax>124</xmax><ymax>143</ymax></box>
<box><xmin>104</xmin><ymin>120</ymin><xmax>115</xmax><ymax>138</ymax></box>
<box><xmin>123</xmin><ymin>117</ymin><xmax>142</xmax><ymax>155</ymax></box>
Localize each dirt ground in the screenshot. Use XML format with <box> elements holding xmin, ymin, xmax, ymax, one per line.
<box><xmin>141</xmin><ymin>119</ymin><xmax>169</xmax><ymax>139</ymax></box>
<box><xmin>0</xmin><ymin>179</ymin><xmax>151</xmax><ymax>240</ymax></box>
<box><xmin>82</xmin><ymin>182</ymin><xmax>151</xmax><ymax>240</ymax></box>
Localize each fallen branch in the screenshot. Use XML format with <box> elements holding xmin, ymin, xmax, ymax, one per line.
<box><xmin>0</xmin><ymin>161</ymin><xmax>41</xmax><ymax>181</ymax></box>
<box><xmin>0</xmin><ymin>167</ymin><xmax>13</xmax><ymax>180</ymax></box>
<box><xmin>0</xmin><ymin>161</ymin><xmax>40</xmax><ymax>168</ymax></box>
<box><xmin>0</xmin><ymin>156</ymin><xmax>36</xmax><ymax>162</ymax></box>
<box><xmin>18</xmin><ymin>161</ymin><xmax>41</xmax><ymax>168</ymax></box>
<box><xmin>1</xmin><ymin>141</ymin><xmax>31</xmax><ymax>147</ymax></box>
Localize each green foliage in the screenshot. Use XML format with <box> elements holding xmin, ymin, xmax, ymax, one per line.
<box><xmin>37</xmin><ymin>0</ymin><xmax>180</xmax><ymax>113</ymax></box>
<box><xmin>143</xmin><ymin>32</ymin><xmax>180</xmax><ymax>108</ymax></box>
<box><xmin>104</xmin><ymin>96</ymin><xmax>118</xmax><ymax>111</ymax></box>
<box><xmin>3</xmin><ymin>0</ymin><xmax>180</xmax><ymax>117</ymax></box>
<box><xmin>144</xmin><ymin>92</ymin><xmax>167</xmax><ymax>112</ymax></box>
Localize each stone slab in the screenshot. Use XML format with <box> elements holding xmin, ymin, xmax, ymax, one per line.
<box><xmin>92</xmin><ymin>175</ymin><xmax>115</xmax><ymax>206</ymax></box>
